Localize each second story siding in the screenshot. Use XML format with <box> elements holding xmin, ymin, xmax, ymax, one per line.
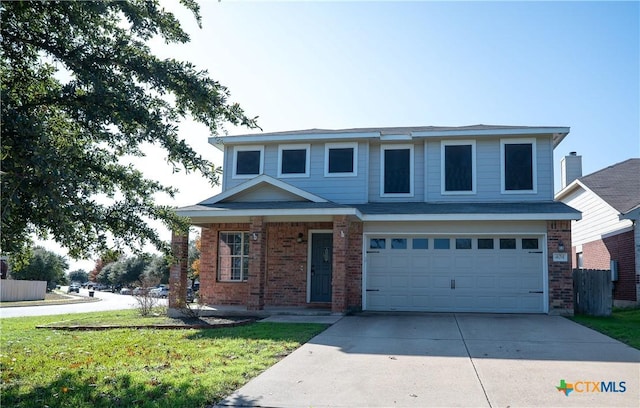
<box><xmin>216</xmin><ymin>125</ymin><xmax>567</xmax><ymax>205</ymax></box>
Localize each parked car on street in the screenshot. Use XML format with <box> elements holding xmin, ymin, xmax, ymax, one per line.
<box><xmin>67</xmin><ymin>283</ymin><xmax>81</xmax><ymax>293</ymax></box>
<box><xmin>149</xmin><ymin>287</ymin><xmax>169</xmax><ymax>298</ymax></box>
<box><xmin>120</xmin><ymin>287</ymin><xmax>132</xmax><ymax>295</ymax></box>
<box><xmin>132</xmin><ymin>287</ymin><xmax>149</xmax><ymax>296</ymax></box>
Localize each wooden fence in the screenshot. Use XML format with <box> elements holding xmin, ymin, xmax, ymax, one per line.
<box><xmin>573</xmin><ymin>269</ymin><xmax>612</xmax><ymax>316</ymax></box>
<box><xmin>0</xmin><ymin>279</ymin><xmax>47</xmax><ymax>302</ymax></box>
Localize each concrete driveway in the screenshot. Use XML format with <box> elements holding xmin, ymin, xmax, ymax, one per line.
<box><xmin>218</xmin><ymin>314</ymin><xmax>639</xmax><ymax>408</ymax></box>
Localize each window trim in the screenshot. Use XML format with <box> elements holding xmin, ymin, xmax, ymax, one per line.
<box><xmin>500</xmin><ymin>138</ymin><xmax>537</xmax><ymax>194</ymax></box>
<box><xmin>217</xmin><ymin>231</ymin><xmax>250</xmax><ymax>282</ymax></box>
<box><xmin>277</xmin><ymin>144</ymin><xmax>310</xmax><ymax>178</ymax></box>
<box><xmin>232</xmin><ymin>145</ymin><xmax>264</xmax><ymax>179</ymax></box>
<box><xmin>440</xmin><ymin>140</ymin><xmax>476</xmax><ymax>195</ymax></box>
<box><xmin>380</xmin><ymin>144</ymin><xmax>414</xmax><ymax>197</ymax></box>
<box><xmin>324</xmin><ymin>142</ymin><xmax>358</xmax><ymax>177</ymax></box>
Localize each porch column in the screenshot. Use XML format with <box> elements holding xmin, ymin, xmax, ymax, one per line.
<box><xmin>332</xmin><ymin>215</ymin><xmax>349</xmax><ymax>313</ymax></box>
<box><xmin>169</xmin><ymin>230</ymin><xmax>189</xmax><ymax>309</ymax></box>
<box><xmin>247</xmin><ymin>216</ymin><xmax>266</xmax><ymax>310</ymax></box>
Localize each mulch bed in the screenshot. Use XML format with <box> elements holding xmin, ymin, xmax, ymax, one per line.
<box><xmin>36</xmin><ymin>316</ymin><xmax>257</xmax><ymax>331</ymax></box>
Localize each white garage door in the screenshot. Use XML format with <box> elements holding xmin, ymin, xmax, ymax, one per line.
<box><xmin>365</xmin><ymin>235</ymin><xmax>545</xmax><ymax>313</ymax></box>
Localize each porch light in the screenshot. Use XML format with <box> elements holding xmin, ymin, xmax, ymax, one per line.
<box><xmin>252</xmin><ymin>232</ymin><xmax>258</xmax><ymax>241</ymax></box>
<box><xmin>297</xmin><ymin>233</ymin><xmax>304</xmax><ymax>243</ymax></box>
<box><xmin>557</xmin><ymin>240</ymin><xmax>565</xmax><ymax>252</ymax></box>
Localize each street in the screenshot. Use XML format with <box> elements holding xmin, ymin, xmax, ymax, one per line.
<box><xmin>0</xmin><ymin>287</ymin><xmax>167</xmax><ymax>318</ymax></box>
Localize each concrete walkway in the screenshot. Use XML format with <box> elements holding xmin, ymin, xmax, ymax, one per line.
<box><xmin>218</xmin><ymin>314</ymin><xmax>640</xmax><ymax>407</ymax></box>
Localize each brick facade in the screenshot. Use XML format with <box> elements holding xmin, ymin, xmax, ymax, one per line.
<box><xmin>573</xmin><ymin>230</ymin><xmax>636</xmax><ymax>302</ymax></box>
<box><xmin>178</xmin><ymin>219</ymin><xmax>571</xmax><ymax>314</ymax></box>
<box><xmin>195</xmin><ymin>219</ymin><xmax>362</xmax><ymax>312</ymax></box>
<box><xmin>168</xmin><ymin>231</ymin><xmax>189</xmax><ymax>309</ymax></box>
<box><xmin>547</xmin><ymin>220</ymin><xmax>574</xmax><ymax>315</ymax></box>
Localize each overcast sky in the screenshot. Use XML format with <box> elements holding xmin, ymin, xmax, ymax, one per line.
<box><xmin>57</xmin><ymin>1</ymin><xmax>639</xmax><ymax>272</ymax></box>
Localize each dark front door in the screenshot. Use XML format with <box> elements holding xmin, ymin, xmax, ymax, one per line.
<box><xmin>310</xmin><ymin>233</ymin><xmax>333</xmax><ymax>302</ymax></box>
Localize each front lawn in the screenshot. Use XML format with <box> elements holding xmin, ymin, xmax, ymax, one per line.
<box><xmin>570</xmin><ymin>308</ymin><xmax>640</xmax><ymax>350</ymax></box>
<box><xmin>0</xmin><ymin>310</ymin><xmax>327</xmax><ymax>407</ymax></box>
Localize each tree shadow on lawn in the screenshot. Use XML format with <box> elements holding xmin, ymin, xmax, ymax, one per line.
<box><xmin>183</xmin><ymin>321</ymin><xmax>329</xmax><ymax>343</ymax></box>
<box><xmin>1</xmin><ymin>370</ymin><xmax>255</xmax><ymax>408</ymax></box>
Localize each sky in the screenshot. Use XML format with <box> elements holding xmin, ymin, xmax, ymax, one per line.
<box><xmin>54</xmin><ymin>0</ymin><xmax>640</xmax><ymax>272</ymax></box>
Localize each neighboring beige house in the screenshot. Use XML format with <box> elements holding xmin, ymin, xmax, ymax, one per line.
<box><xmin>555</xmin><ymin>156</ymin><xmax>640</xmax><ymax>307</ymax></box>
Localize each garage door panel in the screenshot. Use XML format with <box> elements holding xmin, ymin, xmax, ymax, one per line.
<box><xmin>365</xmin><ymin>234</ymin><xmax>545</xmax><ymax>313</ymax></box>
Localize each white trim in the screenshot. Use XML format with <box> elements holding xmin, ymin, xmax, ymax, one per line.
<box><xmin>178</xmin><ymin>206</ymin><xmax>360</xmax><ymax>219</ymax></box>
<box><xmin>277</xmin><ymin>144</ymin><xmax>310</xmax><ymax>178</ymax></box>
<box><xmin>307</xmin><ymin>229</ymin><xmax>334</xmax><ymax>304</ymax></box>
<box><xmin>500</xmin><ymin>138</ymin><xmax>538</xmax><ymax>194</ymax></box>
<box><xmin>380</xmin><ymin>144</ymin><xmax>414</xmax><ymax>197</ymax></box>
<box><xmin>210</xmin><ymin>127</ymin><xmax>570</xmax><ymax>147</ymax></box>
<box><xmin>232</xmin><ymin>145</ymin><xmax>264</xmax><ymax>179</ymax></box>
<box><xmin>361</xmin><ymin>212</ymin><xmax>580</xmax><ymax>221</ymax></box>
<box><xmin>324</xmin><ymin>142</ymin><xmax>358</xmax><ymax>177</ymax></box>
<box><xmin>440</xmin><ymin>140</ymin><xmax>476</xmax><ymax>195</ymax></box>
<box><xmin>199</xmin><ymin>174</ymin><xmax>328</xmax><ymax>205</ymax></box>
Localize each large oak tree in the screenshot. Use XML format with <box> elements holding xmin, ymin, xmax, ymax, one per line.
<box><xmin>1</xmin><ymin>1</ymin><xmax>257</xmax><ymax>258</ymax></box>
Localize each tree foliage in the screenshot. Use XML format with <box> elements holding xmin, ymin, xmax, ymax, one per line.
<box><xmin>68</xmin><ymin>269</ymin><xmax>89</xmax><ymax>283</ymax></box>
<box><xmin>1</xmin><ymin>1</ymin><xmax>258</xmax><ymax>259</ymax></box>
<box><xmin>10</xmin><ymin>247</ymin><xmax>68</xmax><ymax>289</ymax></box>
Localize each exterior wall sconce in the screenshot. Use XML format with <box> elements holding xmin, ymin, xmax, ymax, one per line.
<box><xmin>252</xmin><ymin>232</ymin><xmax>258</xmax><ymax>241</ymax></box>
<box><xmin>297</xmin><ymin>233</ymin><xmax>304</xmax><ymax>243</ymax></box>
<box><xmin>557</xmin><ymin>240</ymin><xmax>565</xmax><ymax>252</ymax></box>
<box><xmin>340</xmin><ymin>230</ymin><xmax>345</xmax><ymax>238</ymax></box>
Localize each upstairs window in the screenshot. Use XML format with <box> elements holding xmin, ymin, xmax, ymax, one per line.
<box><xmin>442</xmin><ymin>141</ymin><xmax>475</xmax><ymax>194</ymax></box>
<box><xmin>381</xmin><ymin>145</ymin><xmax>413</xmax><ymax>196</ymax></box>
<box><xmin>278</xmin><ymin>144</ymin><xmax>310</xmax><ymax>177</ymax></box>
<box><xmin>233</xmin><ymin>146</ymin><xmax>263</xmax><ymax>178</ymax></box>
<box><xmin>325</xmin><ymin>142</ymin><xmax>357</xmax><ymax>176</ymax></box>
<box><xmin>501</xmin><ymin>139</ymin><xmax>537</xmax><ymax>193</ymax></box>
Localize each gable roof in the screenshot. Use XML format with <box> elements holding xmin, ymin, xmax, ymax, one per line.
<box><xmin>577</xmin><ymin>158</ymin><xmax>640</xmax><ymax>215</ymax></box>
<box><xmin>211</xmin><ymin>124</ymin><xmax>570</xmax><ymax>149</ymax></box>
<box><xmin>199</xmin><ymin>174</ymin><xmax>328</xmax><ymax>205</ymax></box>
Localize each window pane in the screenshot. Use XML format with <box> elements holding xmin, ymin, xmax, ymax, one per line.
<box><xmin>412</xmin><ymin>238</ymin><xmax>428</xmax><ymax>249</ymax></box>
<box><xmin>384</xmin><ymin>149</ymin><xmax>410</xmax><ymax>194</ymax></box>
<box><xmin>522</xmin><ymin>238</ymin><xmax>539</xmax><ymax>250</ymax></box>
<box><xmin>455</xmin><ymin>238</ymin><xmax>472</xmax><ymax>249</ymax></box>
<box><xmin>281</xmin><ymin>149</ymin><xmax>306</xmax><ymax>174</ymax></box>
<box><xmin>236</xmin><ymin>151</ymin><xmax>260</xmax><ymax>175</ymax></box>
<box><xmin>434</xmin><ymin>238</ymin><xmax>450</xmax><ymax>249</ymax></box>
<box><xmin>577</xmin><ymin>252</ymin><xmax>584</xmax><ymax>268</ymax></box>
<box><xmin>219</xmin><ymin>232</ymin><xmax>249</xmax><ymax>281</ymax></box>
<box><xmin>505</xmin><ymin>144</ymin><xmax>533</xmax><ymax>190</ymax></box>
<box><xmin>445</xmin><ymin>145</ymin><xmax>472</xmax><ymax>191</ymax></box>
<box><xmin>391</xmin><ymin>238</ymin><xmax>407</xmax><ymax>249</ymax></box>
<box><xmin>499</xmin><ymin>238</ymin><xmax>516</xmax><ymax>249</ymax></box>
<box><xmin>370</xmin><ymin>238</ymin><xmax>386</xmax><ymax>249</ymax></box>
<box><xmin>478</xmin><ymin>238</ymin><xmax>494</xmax><ymax>249</ymax></box>
<box><xmin>328</xmin><ymin>148</ymin><xmax>354</xmax><ymax>173</ymax></box>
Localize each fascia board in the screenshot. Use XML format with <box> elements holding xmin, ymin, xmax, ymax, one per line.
<box><xmin>212</xmin><ymin>132</ymin><xmax>380</xmax><ymax>146</ymax></box>
<box><xmin>411</xmin><ymin>127</ymin><xmax>570</xmax><ymax>138</ymax></box>
<box><xmin>177</xmin><ymin>207</ymin><xmax>362</xmax><ymax>219</ymax></box>
<box><xmin>361</xmin><ymin>212</ymin><xmax>581</xmax><ymax>222</ymax></box>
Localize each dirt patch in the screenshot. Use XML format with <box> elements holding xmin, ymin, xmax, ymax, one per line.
<box><xmin>36</xmin><ymin>316</ymin><xmax>256</xmax><ymax>331</ymax></box>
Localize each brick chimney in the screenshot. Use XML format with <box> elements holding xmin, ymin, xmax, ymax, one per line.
<box><xmin>561</xmin><ymin>152</ymin><xmax>582</xmax><ymax>189</ymax></box>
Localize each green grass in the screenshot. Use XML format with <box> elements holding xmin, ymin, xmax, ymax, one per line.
<box><xmin>570</xmin><ymin>308</ymin><xmax>640</xmax><ymax>350</ymax></box>
<box><xmin>1</xmin><ymin>310</ymin><xmax>328</xmax><ymax>408</ymax></box>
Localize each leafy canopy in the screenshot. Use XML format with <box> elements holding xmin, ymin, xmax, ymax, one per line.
<box><xmin>1</xmin><ymin>1</ymin><xmax>258</xmax><ymax>258</ymax></box>
<box><xmin>11</xmin><ymin>247</ymin><xmax>69</xmax><ymax>289</ymax></box>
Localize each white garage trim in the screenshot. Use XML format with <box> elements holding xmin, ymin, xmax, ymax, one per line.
<box><xmin>362</xmin><ymin>232</ymin><xmax>548</xmax><ymax>313</ymax></box>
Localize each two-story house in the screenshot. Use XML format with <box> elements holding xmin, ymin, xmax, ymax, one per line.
<box><xmin>169</xmin><ymin>125</ymin><xmax>581</xmax><ymax>315</ymax></box>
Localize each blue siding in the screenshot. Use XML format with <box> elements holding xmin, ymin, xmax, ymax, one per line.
<box><xmin>222</xmin><ymin>142</ymin><xmax>368</xmax><ymax>203</ymax></box>
<box><xmin>220</xmin><ymin>135</ymin><xmax>555</xmax><ymax>204</ymax></box>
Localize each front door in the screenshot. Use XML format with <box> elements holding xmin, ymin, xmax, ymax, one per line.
<box><xmin>310</xmin><ymin>233</ymin><xmax>333</xmax><ymax>302</ymax></box>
